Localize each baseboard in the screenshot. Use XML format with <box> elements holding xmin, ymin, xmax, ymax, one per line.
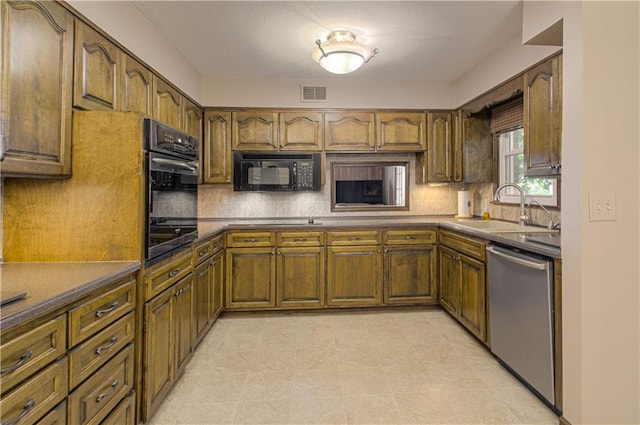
<box><xmin>559</xmin><ymin>416</ymin><xmax>573</xmax><ymax>425</ymax></box>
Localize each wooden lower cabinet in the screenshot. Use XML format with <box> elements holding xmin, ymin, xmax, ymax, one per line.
<box><xmin>100</xmin><ymin>390</ymin><xmax>136</xmax><ymax>425</ymax></box>
<box><xmin>225</xmin><ymin>247</ymin><xmax>276</xmax><ymax>309</ymax></box>
<box><xmin>438</xmin><ymin>230</ymin><xmax>487</xmax><ymax>342</ymax></box>
<box><xmin>193</xmin><ymin>259</ymin><xmax>211</xmax><ymax>345</ymax></box>
<box><xmin>327</xmin><ymin>246</ymin><xmax>382</xmax><ymax>307</ymax></box>
<box><xmin>276</xmin><ymin>247</ymin><xmax>326</xmax><ymax>308</ymax></box>
<box><xmin>384</xmin><ymin>244</ymin><xmax>437</xmax><ymax>305</ymax></box>
<box><xmin>173</xmin><ymin>276</ymin><xmax>194</xmax><ymax>380</ymax></box>
<box><xmin>209</xmin><ymin>250</ymin><xmax>225</xmax><ymax>321</ymax></box>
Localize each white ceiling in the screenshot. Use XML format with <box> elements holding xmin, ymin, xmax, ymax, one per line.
<box><xmin>131</xmin><ymin>1</ymin><xmax>523</xmax><ymax>82</ymax></box>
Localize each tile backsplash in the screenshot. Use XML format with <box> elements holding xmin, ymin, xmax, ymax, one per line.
<box><xmin>198</xmin><ymin>152</ymin><xmax>560</xmax><ymax>228</ymax></box>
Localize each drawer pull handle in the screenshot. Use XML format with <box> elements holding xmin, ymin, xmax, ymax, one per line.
<box><xmin>96</xmin><ymin>380</ymin><xmax>119</xmax><ymax>403</ymax></box>
<box><xmin>243</xmin><ymin>238</ymin><xmax>258</xmax><ymax>243</ymax></box>
<box><xmin>95</xmin><ymin>336</ymin><xmax>119</xmax><ymax>356</ymax></box>
<box><xmin>95</xmin><ymin>301</ymin><xmax>119</xmax><ymax>318</ymax></box>
<box><xmin>348</xmin><ymin>237</ymin><xmax>361</xmax><ymax>241</ymax></box>
<box><xmin>0</xmin><ymin>350</ymin><xmax>32</xmax><ymax>375</ymax></box>
<box><xmin>404</xmin><ymin>236</ymin><xmax>416</xmax><ymax>240</ymax></box>
<box><xmin>214</xmin><ymin>242</ymin><xmax>222</xmax><ymax>248</ymax></box>
<box><xmin>198</xmin><ymin>250</ymin><xmax>208</xmax><ymax>257</ymax></box>
<box><xmin>2</xmin><ymin>398</ymin><xmax>35</xmax><ymax>425</ymax></box>
<box><xmin>168</xmin><ymin>268</ymin><xmax>181</xmax><ymax>278</ymax></box>
<box><xmin>293</xmin><ymin>238</ymin><xmax>308</xmax><ymax>242</ymax></box>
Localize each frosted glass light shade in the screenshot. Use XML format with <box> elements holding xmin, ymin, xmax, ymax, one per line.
<box><xmin>312</xmin><ymin>30</ymin><xmax>377</xmax><ymax>75</ymax></box>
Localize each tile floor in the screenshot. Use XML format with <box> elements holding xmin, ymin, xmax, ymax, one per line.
<box><xmin>148</xmin><ymin>309</ymin><xmax>559</xmax><ymax>425</ymax></box>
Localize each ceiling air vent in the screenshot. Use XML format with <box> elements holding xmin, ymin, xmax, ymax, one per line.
<box><xmin>301</xmin><ymin>85</ymin><xmax>327</xmax><ymax>102</ymax></box>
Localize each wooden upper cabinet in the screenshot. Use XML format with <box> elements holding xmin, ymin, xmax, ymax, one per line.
<box><xmin>232</xmin><ymin>111</ymin><xmax>278</xmax><ymax>151</ymax></box>
<box><xmin>0</xmin><ymin>0</ymin><xmax>73</xmax><ymax>177</ymax></box>
<box><xmin>279</xmin><ymin>111</ymin><xmax>323</xmax><ymax>151</ymax></box>
<box><xmin>524</xmin><ymin>54</ymin><xmax>562</xmax><ymax>177</ymax></box>
<box><xmin>74</xmin><ymin>21</ymin><xmax>119</xmax><ymax>111</ymax></box>
<box><xmin>182</xmin><ymin>98</ymin><xmax>203</xmax><ymax>141</ymax></box>
<box><xmin>376</xmin><ymin>112</ymin><xmax>426</xmax><ymax>151</ymax></box>
<box><xmin>153</xmin><ymin>76</ymin><xmax>182</xmax><ymax>130</ymax></box>
<box><xmin>324</xmin><ymin>111</ymin><xmax>375</xmax><ymax>151</ymax></box>
<box><xmin>203</xmin><ymin>110</ymin><xmax>232</xmax><ymax>184</ymax></box>
<box><xmin>120</xmin><ymin>53</ymin><xmax>152</xmax><ymax>116</ymax></box>
<box><xmin>426</xmin><ymin>111</ymin><xmax>454</xmax><ymax>182</ymax></box>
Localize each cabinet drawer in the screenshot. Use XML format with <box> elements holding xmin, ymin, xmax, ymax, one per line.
<box><xmin>226</xmin><ymin>231</ymin><xmax>275</xmax><ymax>247</ymax></box>
<box><xmin>0</xmin><ymin>357</ymin><xmax>68</xmax><ymax>425</ymax></box>
<box><xmin>145</xmin><ymin>249</ymin><xmax>193</xmax><ymax>300</ymax></box>
<box><xmin>100</xmin><ymin>390</ymin><xmax>135</xmax><ymax>425</ymax></box>
<box><xmin>1</xmin><ymin>315</ymin><xmax>66</xmax><ymax>393</ymax></box>
<box><xmin>193</xmin><ymin>239</ymin><xmax>214</xmax><ymax>265</ymax></box>
<box><xmin>327</xmin><ymin>230</ymin><xmax>381</xmax><ymax>246</ymax></box>
<box><xmin>69</xmin><ymin>312</ymin><xmax>135</xmax><ymax>388</ymax></box>
<box><xmin>68</xmin><ymin>344</ymin><xmax>134</xmax><ymax>425</ymax></box>
<box><xmin>68</xmin><ymin>280</ymin><xmax>135</xmax><ymax>346</ymax></box>
<box><xmin>439</xmin><ymin>229</ymin><xmax>486</xmax><ymax>261</ymax></box>
<box><xmin>211</xmin><ymin>234</ymin><xmax>224</xmax><ymax>254</ymax></box>
<box><xmin>277</xmin><ymin>231</ymin><xmax>325</xmax><ymax>247</ymax></box>
<box><xmin>383</xmin><ymin>228</ymin><xmax>437</xmax><ymax>245</ymax></box>
<box><xmin>35</xmin><ymin>400</ymin><xmax>66</xmax><ymax>425</ymax></box>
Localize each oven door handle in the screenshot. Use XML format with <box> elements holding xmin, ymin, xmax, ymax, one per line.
<box><xmin>152</xmin><ymin>157</ymin><xmax>198</xmax><ymax>172</ymax></box>
<box><xmin>486</xmin><ymin>246</ymin><xmax>547</xmax><ymax>271</ymax></box>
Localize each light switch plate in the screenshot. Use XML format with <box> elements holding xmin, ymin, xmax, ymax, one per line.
<box><xmin>589</xmin><ymin>191</ymin><xmax>617</xmax><ymax>222</ymax></box>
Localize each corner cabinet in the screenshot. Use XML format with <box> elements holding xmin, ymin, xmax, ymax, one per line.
<box><xmin>0</xmin><ymin>0</ymin><xmax>74</xmax><ymax>177</ymax></box>
<box><xmin>524</xmin><ymin>54</ymin><xmax>562</xmax><ymax>177</ymax></box>
<box><xmin>183</xmin><ymin>97</ymin><xmax>203</xmax><ymax>141</ymax></box>
<box><xmin>383</xmin><ymin>228</ymin><xmax>438</xmax><ymax>305</ymax></box>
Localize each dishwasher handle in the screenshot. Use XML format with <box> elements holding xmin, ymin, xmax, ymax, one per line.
<box><xmin>486</xmin><ymin>246</ymin><xmax>548</xmax><ymax>271</ymax></box>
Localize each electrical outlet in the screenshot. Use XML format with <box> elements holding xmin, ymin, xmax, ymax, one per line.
<box><xmin>589</xmin><ymin>192</ymin><xmax>617</xmax><ymax>222</ymax></box>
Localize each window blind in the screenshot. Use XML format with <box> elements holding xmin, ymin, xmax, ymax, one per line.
<box><xmin>491</xmin><ymin>96</ymin><xmax>523</xmax><ymax>133</ymax></box>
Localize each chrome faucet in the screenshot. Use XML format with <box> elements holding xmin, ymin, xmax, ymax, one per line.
<box><xmin>528</xmin><ymin>200</ymin><xmax>560</xmax><ymax>230</ymax></box>
<box><xmin>493</xmin><ymin>183</ymin><xmax>529</xmax><ymax>226</ymax></box>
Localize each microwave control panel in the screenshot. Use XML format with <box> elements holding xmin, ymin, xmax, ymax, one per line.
<box><xmin>295</xmin><ymin>160</ymin><xmax>314</xmax><ymax>189</ymax></box>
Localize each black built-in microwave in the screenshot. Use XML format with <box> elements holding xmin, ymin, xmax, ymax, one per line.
<box><xmin>233</xmin><ymin>152</ymin><xmax>321</xmax><ymax>191</ymax></box>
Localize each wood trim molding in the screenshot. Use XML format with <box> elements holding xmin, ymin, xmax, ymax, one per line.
<box><xmin>559</xmin><ymin>416</ymin><xmax>573</xmax><ymax>425</ymax></box>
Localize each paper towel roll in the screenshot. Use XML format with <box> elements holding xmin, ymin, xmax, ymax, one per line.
<box><xmin>456</xmin><ymin>190</ymin><xmax>472</xmax><ymax>218</ymax></box>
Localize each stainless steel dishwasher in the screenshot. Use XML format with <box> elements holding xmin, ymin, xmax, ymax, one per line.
<box><xmin>487</xmin><ymin>244</ymin><xmax>555</xmax><ymax>407</ymax></box>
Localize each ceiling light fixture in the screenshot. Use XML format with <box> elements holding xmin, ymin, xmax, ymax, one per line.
<box><xmin>312</xmin><ymin>30</ymin><xmax>378</xmax><ymax>75</ymax></box>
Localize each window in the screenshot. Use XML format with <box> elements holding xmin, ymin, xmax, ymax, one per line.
<box><xmin>497</xmin><ymin>127</ymin><xmax>557</xmax><ymax>206</ymax></box>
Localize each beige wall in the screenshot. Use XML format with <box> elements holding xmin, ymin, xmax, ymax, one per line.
<box><xmin>520</xmin><ymin>1</ymin><xmax>640</xmax><ymax>424</ymax></box>
<box><xmin>66</xmin><ymin>0</ymin><xmax>203</xmax><ymax>103</ymax></box>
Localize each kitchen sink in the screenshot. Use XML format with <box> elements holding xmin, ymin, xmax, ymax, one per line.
<box><xmin>450</xmin><ymin>220</ymin><xmax>557</xmax><ymax>234</ymax></box>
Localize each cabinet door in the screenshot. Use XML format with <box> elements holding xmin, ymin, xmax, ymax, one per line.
<box><xmin>459</xmin><ymin>254</ymin><xmax>486</xmax><ymax>341</ymax></box>
<box><xmin>74</xmin><ymin>21</ymin><xmax>120</xmax><ymax>111</ymax></box>
<box><xmin>279</xmin><ymin>111</ymin><xmax>323</xmax><ymax>151</ymax></box>
<box><xmin>524</xmin><ymin>55</ymin><xmax>562</xmax><ymax>176</ymax></box>
<box><xmin>173</xmin><ymin>276</ymin><xmax>194</xmax><ymax>379</ymax></box>
<box><xmin>452</xmin><ymin>110</ymin><xmax>463</xmax><ymax>182</ymax></box>
<box><xmin>426</xmin><ymin>111</ymin><xmax>454</xmax><ymax>182</ymax></box>
<box><xmin>203</xmin><ymin>110</ymin><xmax>232</xmax><ymax>184</ymax></box>
<box><xmin>276</xmin><ymin>247</ymin><xmax>326</xmax><ymax>308</ymax></box>
<box><xmin>376</xmin><ymin>112</ymin><xmax>426</xmax><ymax>151</ymax></box>
<box><xmin>438</xmin><ymin>245</ymin><xmax>460</xmax><ymax>316</ymax></box>
<box><xmin>153</xmin><ymin>76</ymin><xmax>182</xmax><ymax>130</ymax></box>
<box><xmin>183</xmin><ymin>97</ymin><xmax>203</xmax><ymax>140</ymax></box>
<box><xmin>225</xmin><ymin>248</ymin><xmax>276</xmax><ymax>309</ymax></box>
<box><xmin>0</xmin><ymin>0</ymin><xmax>73</xmax><ymax>177</ymax></box>
<box><xmin>327</xmin><ymin>246</ymin><xmax>382</xmax><ymax>306</ymax></box>
<box><xmin>324</xmin><ymin>111</ymin><xmax>375</xmax><ymax>151</ymax></box>
<box><xmin>384</xmin><ymin>245</ymin><xmax>437</xmax><ymax>305</ymax></box>
<box><xmin>209</xmin><ymin>250</ymin><xmax>225</xmax><ymax>321</ymax></box>
<box><xmin>143</xmin><ymin>289</ymin><xmax>174</xmax><ymax>421</ymax></box>
<box><xmin>193</xmin><ymin>260</ymin><xmax>211</xmax><ymax>346</ymax></box>
<box><xmin>232</xmin><ymin>111</ymin><xmax>278</xmax><ymax>151</ymax></box>
<box><xmin>121</xmin><ymin>53</ymin><xmax>152</xmax><ymax>116</ymax></box>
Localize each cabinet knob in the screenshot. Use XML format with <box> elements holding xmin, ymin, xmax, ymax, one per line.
<box><xmin>168</xmin><ymin>268</ymin><xmax>180</xmax><ymax>278</ymax></box>
<box><xmin>0</xmin><ymin>350</ymin><xmax>32</xmax><ymax>375</ymax></box>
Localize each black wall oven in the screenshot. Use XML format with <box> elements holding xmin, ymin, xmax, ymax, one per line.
<box><xmin>144</xmin><ymin>119</ymin><xmax>199</xmax><ymax>264</ymax></box>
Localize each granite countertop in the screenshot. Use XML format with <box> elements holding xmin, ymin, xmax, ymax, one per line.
<box><xmin>0</xmin><ymin>261</ymin><xmax>140</xmax><ymax>333</ymax></box>
<box><xmin>197</xmin><ymin>215</ymin><xmax>561</xmax><ymax>259</ymax></box>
